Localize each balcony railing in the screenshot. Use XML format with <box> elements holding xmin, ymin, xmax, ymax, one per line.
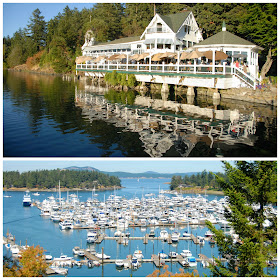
<box><xmin>146</xmin><ymin>27</ymin><xmax>171</xmax><ymax>34</ymax></box>
<box><xmin>76</xmin><ymin>62</ymin><xmax>256</xmax><ymax>89</ymax></box>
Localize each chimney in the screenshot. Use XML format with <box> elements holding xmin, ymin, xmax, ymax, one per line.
<box><xmin>222</xmin><ymin>21</ymin><xmax>226</xmax><ymax>31</ymax></box>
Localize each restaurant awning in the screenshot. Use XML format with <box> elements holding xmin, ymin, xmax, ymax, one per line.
<box><xmin>151</xmin><ymin>53</ymin><xmax>163</xmax><ymax>61</ymax></box>
<box><xmin>136</xmin><ymin>53</ymin><xmax>150</xmax><ymax>61</ymax></box>
<box><xmin>144</xmin><ymin>39</ymin><xmax>155</xmax><ymax>45</ymax></box>
<box><xmin>94</xmin><ymin>55</ymin><xmax>107</xmax><ymax>62</ymax></box>
<box><xmin>130</xmin><ymin>54</ymin><xmax>140</xmax><ymax>60</ymax></box>
<box><xmin>107</xmin><ymin>54</ymin><xmax>121</xmax><ymax>61</ymax></box>
<box><xmin>160</xmin><ymin>52</ymin><xmax>177</xmax><ymax>59</ymax></box>
<box><xmin>185</xmin><ymin>50</ymin><xmax>204</xmax><ymax>59</ymax></box>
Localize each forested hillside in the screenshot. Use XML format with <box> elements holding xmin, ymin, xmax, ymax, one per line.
<box><xmin>3</xmin><ymin>3</ymin><xmax>277</xmax><ymax>74</ymax></box>
<box><xmin>170</xmin><ymin>170</ymin><xmax>227</xmax><ymax>190</ymax></box>
<box><xmin>3</xmin><ymin>169</ymin><xmax>121</xmax><ymax>189</ymax></box>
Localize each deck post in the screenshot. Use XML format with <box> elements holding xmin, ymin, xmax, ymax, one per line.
<box><xmin>137</xmin><ymin>62</ymin><xmax>139</xmax><ymax>72</ymax></box>
<box><xmin>187</xmin><ymin>86</ymin><xmax>195</xmax><ymax>96</ymax></box>
<box><xmin>162</xmin><ymin>62</ymin><xmax>165</xmax><ymax>73</ymax></box>
<box><xmin>212</xmin><ymin>50</ymin><xmax>215</xmax><ymax>74</ymax></box>
<box><xmin>177</xmin><ymin>51</ymin><xmax>180</xmax><ymax>73</ymax></box>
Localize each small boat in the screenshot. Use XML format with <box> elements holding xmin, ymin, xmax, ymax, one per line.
<box><xmin>158</xmin><ymin>250</ymin><xmax>168</xmax><ymax>259</ymax></box>
<box><xmin>180</xmin><ymin>249</ymin><xmax>192</xmax><ymax>258</ymax></box>
<box><xmin>72</xmin><ymin>246</ymin><xmax>85</xmax><ymax>257</ymax></box>
<box><xmin>33</xmin><ymin>192</ymin><xmax>40</xmax><ymax>196</ymax></box>
<box><xmin>44</xmin><ymin>252</ymin><xmax>53</xmax><ymax>261</ymax></box>
<box><xmin>22</xmin><ymin>190</ymin><xmax>31</xmax><ymax>207</ymax></box>
<box><xmin>185</xmin><ymin>256</ymin><xmax>197</xmax><ymax>267</ymax></box>
<box><xmin>149</xmin><ymin>229</ymin><xmax>155</xmax><ymax>237</ymax></box>
<box><xmin>53</xmin><ymin>254</ymin><xmax>73</xmax><ymax>261</ymax></box>
<box><xmin>169</xmin><ymin>251</ymin><xmax>178</xmax><ymax>258</ymax></box>
<box><xmin>96</xmin><ymin>253</ymin><xmax>111</xmax><ymax>259</ymax></box>
<box><xmin>205</xmin><ymin>230</ymin><xmax>214</xmax><ymax>237</ymax></box>
<box><xmin>171</xmin><ymin>231</ymin><xmax>180</xmax><ymax>242</ymax></box>
<box><xmin>50</xmin><ymin>265</ymin><xmax>68</xmax><ymax>275</ymax></box>
<box><xmin>5</xmin><ymin>243</ymin><xmax>11</xmax><ymax>249</ymax></box>
<box><xmin>51</xmin><ymin>213</ymin><xmax>61</xmax><ymax>222</ymax></box>
<box><xmin>114</xmin><ymin>230</ymin><xmax>122</xmax><ymax>237</ymax></box>
<box><xmin>133</xmin><ymin>248</ymin><xmax>144</xmax><ymax>259</ymax></box>
<box><xmin>4</xmin><ymin>191</ymin><xmax>11</xmax><ymax>198</ymax></box>
<box><xmin>183</xmin><ymin>231</ymin><xmax>191</xmax><ymax>238</ymax></box>
<box><xmin>160</xmin><ymin>230</ymin><xmax>169</xmax><ymax>241</ymax></box>
<box><xmin>87</xmin><ymin>231</ymin><xmax>97</xmax><ymax>243</ymax></box>
<box><xmin>115</xmin><ymin>259</ymin><xmax>124</xmax><ymax>268</ymax></box>
<box><xmin>10</xmin><ymin>245</ymin><xmax>20</xmax><ymax>255</ymax></box>
<box><xmin>59</xmin><ymin>220</ymin><xmax>73</xmax><ymax>230</ymax></box>
<box><xmin>131</xmin><ymin>257</ymin><xmax>140</xmax><ymax>269</ymax></box>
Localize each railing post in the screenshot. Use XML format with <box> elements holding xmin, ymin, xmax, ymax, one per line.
<box><xmin>194</xmin><ymin>59</ymin><xmax>196</xmax><ymax>74</ymax></box>
<box><xmin>162</xmin><ymin>62</ymin><xmax>165</xmax><ymax>73</ymax></box>
<box><xmin>137</xmin><ymin>62</ymin><xmax>139</xmax><ymax>72</ymax></box>
<box><xmin>223</xmin><ymin>62</ymin><xmax>226</xmax><ymax>75</ymax></box>
<box><xmin>149</xmin><ymin>56</ymin><xmax>151</xmax><ymax>72</ymax></box>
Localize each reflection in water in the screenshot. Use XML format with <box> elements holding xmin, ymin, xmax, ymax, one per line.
<box><xmin>76</xmin><ymin>86</ymin><xmax>258</xmax><ymax>157</ymax></box>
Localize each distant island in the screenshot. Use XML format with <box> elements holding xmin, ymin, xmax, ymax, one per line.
<box><xmin>3</xmin><ymin>168</ymin><xmax>122</xmax><ymax>191</ymax></box>
<box><xmin>62</xmin><ymin>166</ymin><xmax>200</xmax><ymax>179</ymax></box>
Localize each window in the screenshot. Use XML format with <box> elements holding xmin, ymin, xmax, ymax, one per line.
<box><xmin>176</xmin><ymin>45</ymin><xmax>180</xmax><ymax>51</ymax></box>
<box><xmin>184</xmin><ymin>25</ymin><xmax>191</xmax><ymax>34</ymax></box>
<box><xmin>137</xmin><ymin>44</ymin><xmax>141</xmax><ymax>49</ymax></box>
<box><xmin>165</xmin><ymin>44</ymin><xmax>171</xmax><ymax>49</ymax></box>
<box><xmin>188</xmin><ymin>41</ymin><xmax>192</xmax><ymax>48</ymax></box>
<box><xmin>151</xmin><ymin>44</ymin><xmax>155</xmax><ymax>49</ymax></box>
<box><xmin>147</xmin><ymin>44</ymin><xmax>150</xmax><ymax>50</ymax></box>
<box><xmin>157</xmin><ymin>44</ymin><xmax>163</xmax><ymax>49</ymax></box>
<box><xmin>157</xmin><ymin>23</ymin><xmax>162</xmax><ymax>32</ymax></box>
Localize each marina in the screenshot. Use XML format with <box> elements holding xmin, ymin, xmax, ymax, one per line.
<box><xmin>3</xmin><ymin>178</ymin><xmax>277</xmax><ymax>277</ymax></box>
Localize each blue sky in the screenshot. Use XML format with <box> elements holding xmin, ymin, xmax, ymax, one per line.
<box><xmin>3</xmin><ymin>3</ymin><xmax>95</xmax><ymax>37</ymax></box>
<box><xmin>3</xmin><ymin>160</ymin><xmax>227</xmax><ymax>173</ymax></box>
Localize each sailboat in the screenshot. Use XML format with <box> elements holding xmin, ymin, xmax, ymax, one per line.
<box><xmin>4</xmin><ymin>190</ymin><xmax>11</xmax><ymax>198</ymax></box>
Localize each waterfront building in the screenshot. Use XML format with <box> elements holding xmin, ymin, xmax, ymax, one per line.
<box><xmin>77</xmin><ymin>13</ymin><xmax>263</xmax><ymax>89</ymax></box>
<box><xmin>82</xmin><ymin>11</ymin><xmax>203</xmax><ymax>58</ymax></box>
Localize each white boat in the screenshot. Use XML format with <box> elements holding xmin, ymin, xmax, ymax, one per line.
<box><xmin>50</xmin><ymin>266</ymin><xmax>68</xmax><ymax>275</ymax></box>
<box><xmin>45</xmin><ymin>252</ymin><xmax>53</xmax><ymax>261</ymax></box>
<box><xmin>87</xmin><ymin>231</ymin><xmax>97</xmax><ymax>243</ymax></box>
<box><xmin>169</xmin><ymin>251</ymin><xmax>178</xmax><ymax>258</ymax></box>
<box><xmin>96</xmin><ymin>253</ymin><xmax>111</xmax><ymax>259</ymax></box>
<box><xmin>72</xmin><ymin>246</ymin><xmax>85</xmax><ymax>256</ymax></box>
<box><xmin>158</xmin><ymin>250</ymin><xmax>168</xmax><ymax>259</ymax></box>
<box><xmin>51</xmin><ymin>213</ymin><xmax>61</xmax><ymax>222</ymax></box>
<box><xmin>205</xmin><ymin>230</ymin><xmax>214</xmax><ymax>237</ymax></box>
<box><xmin>53</xmin><ymin>254</ymin><xmax>73</xmax><ymax>261</ymax></box>
<box><xmin>133</xmin><ymin>249</ymin><xmax>144</xmax><ymax>259</ymax></box>
<box><xmin>160</xmin><ymin>230</ymin><xmax>169</xmax><ymax>241</ymax></box>
<box><xmin>183</xmin><ymin>231</ymin><xmax>191</xmax><ymax>238</ymax></box>
<box><xmin>181</xmin><ymin>249</ymin><xmax>192</xmax><ymax>258</ymax></box>
<box><xmin>131</xmin><ymin>257</ymin><xmax>140</xmax><ymax>269</ymax></box>
<box><xmin>10</xmin><ymin>245</ymin><xmax>20</xmax><ymax>255</ymax></box>
<box><xmin>114</xmin><ymin>230</ymin><xmax>122</xmax><ymax>237</ymax></box>
<box><xmin>23</xmin><ymin>190</ymin><xmax>31</xmax><ymax>207</ymax></box>
<box><xmin>33</xmin><ymin>192</ymin><xmax>40</xmax><ymax>196</ymax></box>
<box><xmin>4</xmin><ymin>191</ymin><xmax>11</xmax><ymax>198</ymax></box>
<box><xmin>115</xmin><ymin>259</ymin><xmax>124</xmax><ymax>268</ymax></box>
<box><xmin>59</xmin><ymin>220</ymin><xmax>73</xmax><ymax>230</ymax></box>
<box><xmin>171</xmin><ymin>231</ymin><xmax>180</xmax><ymax>242</ymax></box>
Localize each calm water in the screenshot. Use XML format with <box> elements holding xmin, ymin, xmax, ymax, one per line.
<box><xmin>3</xmin><ymin>70</ymin><xmax>277</xmax><ymax>157</ymax></box>
<box><xmin>3</xmin><ymin>179</ymin><xmax>277</xmax><ymax>277</ymax></box>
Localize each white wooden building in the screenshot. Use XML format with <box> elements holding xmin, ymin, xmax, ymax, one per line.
<box><xmin>82</xmin><ymin>11</ymin><xmax>203</xmax><ymax>57</ymax></box>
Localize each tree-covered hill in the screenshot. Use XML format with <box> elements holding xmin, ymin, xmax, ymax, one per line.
<box><xmin>3</xmin><ymin>169</ymin><xmax>121</xmax><ymax>190</ymax></box>
<box><xmin>170</xmin><ymin>170</ymin><xmax>228</xmax><ymax>191</ymax></box>
<box><xmin>3</xmin><ymin>3</ymin><xmax>277</xmax><ymax>75</ymax></box>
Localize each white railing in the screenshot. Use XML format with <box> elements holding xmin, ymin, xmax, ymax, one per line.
<box><xmin>76</xmin><ymin>62</ymin><xmax>256</xmax><ymax>89</ymax></box>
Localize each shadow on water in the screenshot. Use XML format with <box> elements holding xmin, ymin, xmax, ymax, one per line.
<box><xmin>3</xmin><ymin>70</ymin><xmax>277</xmax><ymax>157</ymax></box>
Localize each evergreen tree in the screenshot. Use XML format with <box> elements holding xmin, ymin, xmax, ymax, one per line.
<box><xmin>26</xmin><ymin>9</ymin><xmax>47</xmax><ymax>51</ymax></box>
<box><xmin>206</xmin><ymin>161</ymin><xmax>277</xmax><ymax>277</ymax></box>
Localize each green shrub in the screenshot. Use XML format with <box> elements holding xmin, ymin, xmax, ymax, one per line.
<box><xmin>127</xmin><ymin>74</ymin><xmax>137</xmax><ymax>87</ymax></box>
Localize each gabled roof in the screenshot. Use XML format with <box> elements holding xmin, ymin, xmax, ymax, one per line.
<box><xmin>95</xmin><ymin>36</ymin><xmax>141</xmax><ymax>46</ymax></box>
<box><xmin>195</xmin><ymin>30</ymin><xmax>256</xmax><ymax>47</ymax></box>
<box><xmin>158</xmin><ymin>11</ymin><xmax>191</xmax><ymax>33</ymax></box>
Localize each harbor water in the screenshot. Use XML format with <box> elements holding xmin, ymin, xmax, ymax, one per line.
<box><xmin>3</xmin><ymin>70</ymin><xmax>277</xmax><ymax>157</ymax></box>
<box><xmin>3</xmin><ymin>178</ymin><xmax>277</xmax><ymax>277</ymax></box>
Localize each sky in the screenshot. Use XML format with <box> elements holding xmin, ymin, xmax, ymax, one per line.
<box><xmin>3</xmin><ymin>159</ymin><xmax>227</xmax><ymax>173</ymax></box>
<box><xmin>3</xmin><ymin>3</ymin><xmax>95</xmax><ymax>37</ymax></box>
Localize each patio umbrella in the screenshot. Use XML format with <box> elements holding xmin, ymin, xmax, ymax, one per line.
<box><xmin>130</xmin><ymin>54</ymin><xmax>140</xmax><ymax>60</ymax></box>
<box><xmin>151</xmin><ymin>53</ymin><xmax>163</xmax><ymax>61</ymax></box>
<box><xmin>186</xmin><ymin>50</ymin><xmax>204</xmax><ymax>59</ymax></box>
<box><xmin>160</xmin><ymin>52</ymin><xmax>177</xmax><ymax>59</ymax></box>
<box><xmin>117</xmin><ymin>54</ymin><xmax>127</xmax><ymax>59</ymax></box>
<box><xmin>75</xmin><ymin>56</ymin><xmax>93</xmax><ymax>63</ymax></box>
<box><xmin>203</xmin><ymin>51</ymin><xmax>228</xmax><ymax>60</ymax></box>
<box><xmin>107</xmin><ymin>54</ymin><xmax>121</xmax><ymax>61</ymax></box>
<box><xmin>180</xmin><ymin>52</ymin><xmax>191</xmax><ymax>60</ymax></box>
<box><xmin>136</xmin><ymin>53</ymin><xmax>150</xmax><ymax>61</ymax></box>
<box><xmin>232</xmin><ymin>53</ymin><xmax>247</xmax><ymax>59</ymax></box>
<box><xmin>94</xmin><ymin>55</ymin><xmax>107</xmax><ymax>62</ymax></box>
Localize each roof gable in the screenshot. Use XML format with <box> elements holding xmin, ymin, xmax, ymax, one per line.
<box><xmin>158</xmin><ymin>11</ymin><xmax>191</xmax><ymax>33</ymax></box>
<box><xmin>195</xmin><ymin>31</ymin><xmax>256</xmax><ymax>47</ymax></box>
